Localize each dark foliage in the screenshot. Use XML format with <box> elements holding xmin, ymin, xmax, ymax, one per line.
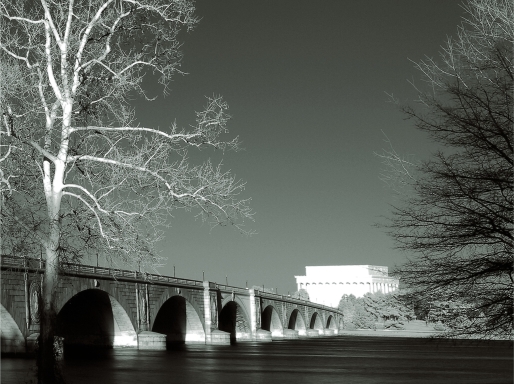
<box><xmin>382</xmin><ymin>0</ymin><xmax>513</xmax><ymax>339</ymax></box>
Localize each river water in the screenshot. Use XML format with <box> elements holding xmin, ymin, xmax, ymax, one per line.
<box><xmin>2</xmin><ymin>336</ymin><xmax>512</xmax><ymax>384</ymax></box>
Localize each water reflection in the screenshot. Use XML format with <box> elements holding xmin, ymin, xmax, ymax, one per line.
<box><xmin>2</xmin><ymin>336</ymin><xmax>512</xmax><ymax>384</ymax></box>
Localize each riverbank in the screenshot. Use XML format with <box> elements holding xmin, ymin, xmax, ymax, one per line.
<box><xmin>337</xmin><ymin>320</ymin><xmax>442</xmax><ymax>338</ymax></box>
<box><xmin>338</xmin><ymin>329</ymin><xmax>440</xmax><ymax>338</ymax></box>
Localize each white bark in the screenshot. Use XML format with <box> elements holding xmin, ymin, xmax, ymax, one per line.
<box><xmin>1</xmin><ymin>2</ymin><xmax>253</xmax><ymax>378</ymax></box>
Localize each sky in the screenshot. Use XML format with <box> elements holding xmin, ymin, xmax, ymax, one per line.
<box><xmin>132</xmin><ymin>1</ymin><xmax>466</xmax><ymax>294</ymax></box>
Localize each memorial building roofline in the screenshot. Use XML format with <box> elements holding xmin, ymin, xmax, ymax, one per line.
<box><xmin>305</xmin><ymin>264</ymin><xmax>379</xmax><ymax>267</ymax></box>
<box><xmin>304</xmin><ymin>265</ymin><xmax>389</xmax><ymax>269</ymax></box>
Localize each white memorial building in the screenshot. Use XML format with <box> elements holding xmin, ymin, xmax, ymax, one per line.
<box><xmin>295</xmin><ymin>265</ymin><xmax>400</xmax><ymax>308</ymax></box>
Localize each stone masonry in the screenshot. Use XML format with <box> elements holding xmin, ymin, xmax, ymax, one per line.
<box><xmin>1</xmin><ymin>256</ymin><xmax>344</xmax><ymax>353</ymax></box>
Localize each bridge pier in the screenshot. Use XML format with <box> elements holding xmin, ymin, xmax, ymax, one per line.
<box><xmin>203</xmin><ymin>281</ymin><xmax>231</xmax><ymax>345</ymax></box>
<box><xmin>306</xmin><ymin>329</ymin><xmax>320</xmax><ymax>337</ymax></box>
<box><xmin>283</xmin><ymin>329</ymin><xmax>299</xmax><ymax>339</ymax></box>
<box><xmin>271</xmin><ymin>329</ymin><xmax>284</xmax><ymax>339</ymax></box>
<box><xmin>210</xmin><ymin>330</ymin><xmax>231</xmax><ymax>344</ymax></box>
<box><xmin>202</xmin><ymin>281</ymin><xmax>214</xmax><ymax>344</ymax></box>
<box><xmin>249</xmin><ymin>289</ymin><xmax>258</xmax><ymax>341</ymax></box>
<box><xmin>137</xmin><ymin>331</ymin><xmax>166</xmax><ymax>350</ymax></box>
<box><xmin>256</xmin><ymin>329</ymin><xmax>272</xmax><ymax>341</ymax></box>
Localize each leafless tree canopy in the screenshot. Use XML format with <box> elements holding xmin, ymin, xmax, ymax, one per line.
<box><xmin>1</xmin><ymin>1</ymin><xmax>253</xmax><ymax>380</ymax></box>
<box><xmin>1</xmin><ymin>0</ymin><xmax>253</xmax><ymax>271</ymax></box>
<box><xmin>378</xmin><ymin>0</ymin><xmax>513</xmax><ymax>339</ymax></box>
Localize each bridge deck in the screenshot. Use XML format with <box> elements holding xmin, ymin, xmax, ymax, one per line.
<box><xmin>1</xmin><ymin>255</ymin><xmax>341</xmax><ymax>314</ymax></box>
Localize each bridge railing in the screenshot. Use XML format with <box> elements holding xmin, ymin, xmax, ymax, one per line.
<box><xmin>215</xmin><ymin>283</ymin><xmax>340</xmax><ymax>313</ymax></box>
<box><xmin>1</xmin><ymin>255</ymin><xmax>342</xmax><ymax>314</ymax></box>
<box><xmin>64</xmin><ymin>263</ymin><xmax>205</xmax><ymax>287</ymax></box>
<box><xmin>0</xmin><ymin>255</ymin><xmax>204</xmax><ymax>287</ymax></box>
<box><xmin>254</xmin><ymin>288</ymin><xmax>338</xmax><ymax>313</ymax></box>
<box><xmin>1</xmin><ymin>255</ymin><xmax>44</xmax><ymax>271</ymax></box>
<box><xmin>215</xmin><ymin>283</ymin><xmax>251</xmax><ymax>295</ymax></box>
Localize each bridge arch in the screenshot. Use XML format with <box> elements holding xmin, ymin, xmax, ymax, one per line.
<box><xmin>56</xmin><ymin>289</ymin><xmax>137</xmax><ymax>350</ymax></box>
<box><xmin>326</xmin><ymin>315</ymin><xmax>339</xmax><ymax>331</ymax></box>
<box><xmin>309</xmin><ymin>311</ymin><xmax>324</xmax><ymax>332</ymax></box>
<box><xmin>1</xmin><ymin>304</ymin><xmax>25</xmax><ymax>354</ymax></box>
<box><xmin>219</xmin><ymin>296</ymin><xmax>251</xmax><ymax>343</ymax></box>
<box><xmin>287</xmin><ymin>308</ymin><xmax>306</xmax><ymax>335</ymax></box>
<box><xmin>152</xmin><ymin>295</ymin><xmax>205</xmax><ymax>346</ymax></box>
<box><xmin>54</xmin><ymin>278</ymin><xmax>137</xmax><ymax>330</ymax></box>
<box><xmin>151</xmin><ymin>288</ymin><xmax>205</xmax><ymax>331</ymax></box>
<box><xmin>261</xmin><ymin>305</ymin><xmax>283</xmax><ymax>337</ymax></box>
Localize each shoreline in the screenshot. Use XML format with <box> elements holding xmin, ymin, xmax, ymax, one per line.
<box><xmin>336</xmin><ymin>329</ymin><xmax>513</xmax><ymax>341</ymax></box>
<box><xmin>336</xmin><ymin>320</ymin><xmax>442</xmax><ymax>338</ymax></box>
<box><xmin>337</xmin><ymin>329</ymin><xmax>441</xmax><ymax>338</ymax></box>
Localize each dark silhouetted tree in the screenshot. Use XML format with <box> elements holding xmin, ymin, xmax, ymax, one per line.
<box><xmin>377</xmin><ymin>0</ymin><xmax>512</xmax><ymax>339</ymax></box>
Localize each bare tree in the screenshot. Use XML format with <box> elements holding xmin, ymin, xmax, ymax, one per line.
<box><xmin>291</xmin><ymin>289</ymin><xmax>310</xmax><ymax>301</ymax></box>
<box><xmin>377</xmin><ymin>0</ymin><xmax>513</xmax><ymax>339</ymax></box>
<box><xmin>0</xmin><ymin>0</ymin><xmax>253</xmax><ymax>381</ymax></box>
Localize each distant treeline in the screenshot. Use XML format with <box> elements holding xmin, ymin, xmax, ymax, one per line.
<box><xmin>289</xmin><ymin>288</ymin><xmax>479</xmax><ymax>333</ymax></box>
<box><xmin>337</xmin><ymin>291</ymin><xmax>485</xmax><ymax>333</ymax></box>
<box><xmin>338</xmin><ymin>292</ymin><xmax>415</xmax><ymax>330</ymax></box>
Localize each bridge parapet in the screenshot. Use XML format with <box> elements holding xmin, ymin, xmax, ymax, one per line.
<box><xmin>1</xmin><ymin>255</ymin><xmax>344</xmax><ymax>353</ymax></box>
<box><xmin>1</xmin><ymin>255</ymin><xmax>204</xmax><ymax>288</ymax></box>
<box><xmin>2</xmin><ymin>255</ymin><xmax>340</xmax><ymax>313</ymax></box>
<box><xmin>215</xmin><ymin>283</ymin><xmax>339</xmax><ymax>314</ymax></box>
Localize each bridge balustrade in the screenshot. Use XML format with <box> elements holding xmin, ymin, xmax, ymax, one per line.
<box><xmin>1</xmin><ymin>255</ymin><xmax>344</xmax><ymax>352</ymax></box>
<box><xmin>1</xmin><ymin>255</ymin><xmax>203</xmax><ymax>287</ymax></box>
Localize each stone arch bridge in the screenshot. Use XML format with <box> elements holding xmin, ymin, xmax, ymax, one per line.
<box><xmin>1</xmin><ymin>256</ymin><xmax>343</xmax><ymax>354</ymax></box>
